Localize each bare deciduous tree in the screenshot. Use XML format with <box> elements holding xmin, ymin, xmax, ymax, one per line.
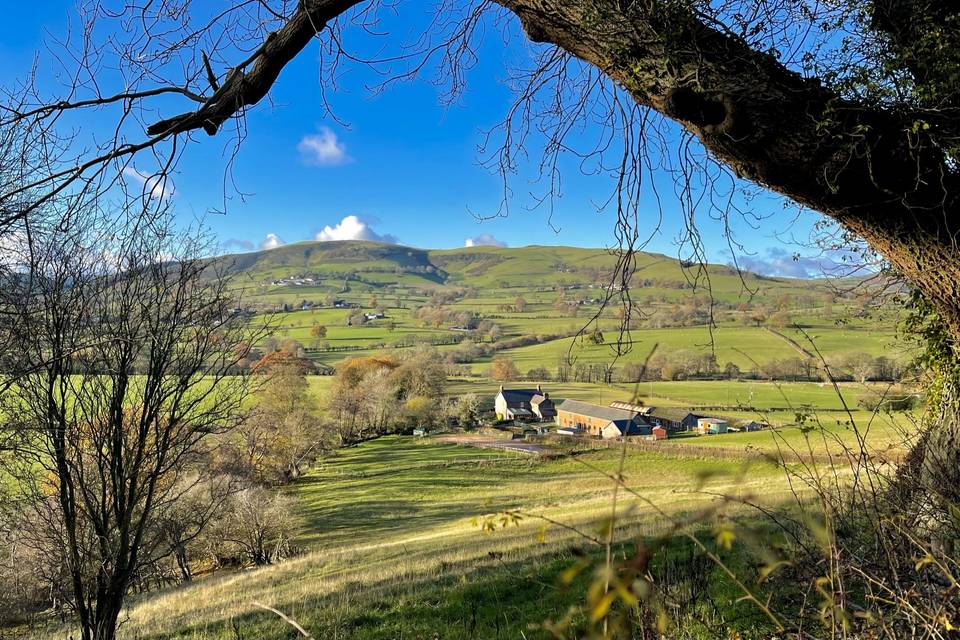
<box><xmin>0</xmin><ymin>207</ymin><xmax>257</xmax><ymax>640</ymax></box>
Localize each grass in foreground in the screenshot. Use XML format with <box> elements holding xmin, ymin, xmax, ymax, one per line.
<box><xmin>59</xmin><ymin>437</ymin><xmax>829</xmax><ymax>639</ymax></box>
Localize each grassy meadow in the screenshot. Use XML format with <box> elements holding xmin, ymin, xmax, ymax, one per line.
<box><xmin>102</xmin><ymin>437</ymin><xmax>820</xmax><ymax>640</ymax></box>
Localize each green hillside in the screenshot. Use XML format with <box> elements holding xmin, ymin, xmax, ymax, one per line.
<box><xmin>218</xmin><ymin>240</ymin><xmax>841</xmax><ymax>299</ymax></box>
<box><xmin>216</xmin><ymin>240</ymin><xmax>906</xmax><ymax>381</ymax></box>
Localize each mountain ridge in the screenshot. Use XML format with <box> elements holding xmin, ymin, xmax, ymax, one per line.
<box><xmin>214</xmin><ymin>239</ymin><xmax>817</xmax><ymax>294</ymax></box>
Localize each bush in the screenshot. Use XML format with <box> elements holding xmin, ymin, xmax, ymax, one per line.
<box><xmin>209</xmin><ymin>488</ymin><xmax>299</xmax><ymax>567</ymax></box>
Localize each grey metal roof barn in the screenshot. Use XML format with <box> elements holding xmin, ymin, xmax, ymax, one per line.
<box><xmin>556</xmin><ymin>399</ymin><xmax>643</xmax><ymax>422</ymax></box>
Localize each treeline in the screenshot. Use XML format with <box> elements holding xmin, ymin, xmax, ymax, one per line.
<box><xmin>481</xmin><ymin>349</ymin><xmax>911</xmax><ymax>384</ymax></box>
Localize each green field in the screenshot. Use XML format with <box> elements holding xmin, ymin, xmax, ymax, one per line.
<box><xmin>468</xmin><ymin>324</ymin><xmax>902</xmax><ymax>373</ymax></box>
<box><xmin>99</xmin><ymin>437</ymin><xmax>816</xmax><ymax>640</ymax></box>
<box><xmin>230</xmin><ymin>240</ymin><xmax>909</xmax><ymax>377</ymax></box>
<box><xmin>8</xmin><ymin>240</ymin><xmax>917</xmax><ymax>639</ymax></box>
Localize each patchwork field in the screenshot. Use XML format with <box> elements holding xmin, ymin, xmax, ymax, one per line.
<box><xmin>6</xmin><ymin>240</ymin><xmax>917</xmax><ymax>639</ymax></box>
<box><xmin>225</xmin><ymin>240</ymin><xmax>908</xmax><ymax>377</ymax></box>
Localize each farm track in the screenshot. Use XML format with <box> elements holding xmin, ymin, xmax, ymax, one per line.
<box><xmin>433</xmin><ymin>433</ymin><xmax>550</xmax><ymax>455</ymax></box>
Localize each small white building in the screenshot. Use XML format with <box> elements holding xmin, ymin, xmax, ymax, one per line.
<box><xmin>494</xmin><ymin>385</ymin><xmax>556</xmax><ymax>422</ymax></box>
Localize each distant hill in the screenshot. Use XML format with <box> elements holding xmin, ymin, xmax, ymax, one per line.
<box><xmin>216</xmin><ymin>240</ymin><xmax>832</xmax><ymax>300</ymax></box>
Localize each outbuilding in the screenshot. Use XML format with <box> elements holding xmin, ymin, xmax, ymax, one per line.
<box><xmin>647</xmin><ymin>409</ymin><xmax>704</xmax><ymax>432</ymax></box>
<box><xmin>556</xmin><ymin>399</ymin><xmax>650</xmax><ymax>436</ymax></box>
<box><xmin>696</xmin><ymin>418</ymin><xmax>728</xmax><ymax>435</ymax></box>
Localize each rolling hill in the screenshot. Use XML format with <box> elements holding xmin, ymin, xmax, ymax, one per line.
<box><xmin>217</xmin><ymin>239</ymin><xmax>843</xmax><ymax>300</ymax></box>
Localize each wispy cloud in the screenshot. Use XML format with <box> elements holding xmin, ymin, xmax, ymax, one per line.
<box><xmin>261</xmin><ymin>233</ymin><xmax>285</xmax><ymax>250</ymax></box>
<box><xmin>223</xmin><ymin>238</ymin><xmax>255</xmax><ymax>252</ymax></box>
<box><xmin>315</xmin><ymin>215</ymin><xmax>397</xmax><ymax>244</ymax></box>
<box><xmin>734</xmin><ymin>247</ymin><xmax>859</xmax><ymax>278</ymax></box>
<box><xmin>464</xmin><ymin>233</ymin><xmax>507</xmax><ymax>248</ymax></box>
<box><xmin>297</xmin><ymin>127</ymin><xmax>350</xmax><ymax>166</ymax></box>
<box><xmin>122</xmin><ymin>167</ymin><xmax>175</xmax><ymax>201</ymax></box>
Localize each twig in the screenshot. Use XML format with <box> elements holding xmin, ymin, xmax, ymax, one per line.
<box><xmin>251</xmin><ymin>602</ymin><xmax>315</xmax><ymax>639</ymax></box>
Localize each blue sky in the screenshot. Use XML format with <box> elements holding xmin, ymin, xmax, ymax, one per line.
<box><xmin>0</xmin><ymin>3</ymin><xmax>834</xmax><ymax>276</ymax></box>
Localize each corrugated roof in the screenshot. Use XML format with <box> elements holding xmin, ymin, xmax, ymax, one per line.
<box><xmin>557</xmin><ymin>399</ymin><xmax>639</xmax><ymax>422</ymax></box>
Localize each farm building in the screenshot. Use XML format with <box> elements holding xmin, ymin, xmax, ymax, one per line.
<box><xmin>646</xmin><ymin>408</ymin><xmax>704</xmax><ymax>432</ymax></box>
<box><xmin>601</xmin><ymin>419</ymin><xmax>652</xmax><ymax>439</ymax></box>
<box><xmin>556</xmin><ymin>399</ymin><xmax>651</xmax><ymax>437</ymax></box>
<box><xmin>652</xmin><ymin>426</ymin><xmax>668</xmax><ymax>440</ymax></box>
<box><xmin>494</xmin><ymin>385</ymin><xmax>557</xmax><ymax>422</ymax></box>
<box><xmin>696</xmin><ymin>418</ymin><xmax>729</xmax><ymax>435</ymax></box>
<box><xmin>743</xmin><ymin>421</ymin><xmax>768</xmax><ymax>432</ymax></box>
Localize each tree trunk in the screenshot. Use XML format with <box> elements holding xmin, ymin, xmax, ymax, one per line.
<box><xmin>175</xmin><ymin>545</ymin><xmax>193</xmax><ymax>583</ymax></box>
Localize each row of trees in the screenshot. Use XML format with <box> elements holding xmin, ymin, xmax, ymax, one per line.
<box><xmin>482</xmin><ymin>350</ymin><xmax>910</xmax><ymax>384</ymax></box>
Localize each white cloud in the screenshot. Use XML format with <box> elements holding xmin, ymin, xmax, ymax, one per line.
<box><xmin>315</xmin><ymin>215</ymin><xmax>397</xmax><ymax>244</ymax></box>
<box><xmin>734</xmin><ymin>247</ymin><xmax>860</xmax><ymax>279</ymax></box>
<box><xmin>0</xmin><ymin>230</ymin><xmax>28</xmax><ymax>268</ymax></box>
<box><xmin>297</xmin><ymin>127</ymin><xmax>349</xmax><ymax>166</ymax></box>
<box><xmin>464</xmin><ymin>233</ymin><xmax>507</xmax><ymax>248</ymax></box>
<box><xmin>122</xmin><ymin>167</ymin><xmax>175</xmax><ymax>201</ymax></box>
<box><xmin>261</xmin><ymin>233</ymin><xmax>285</xmax><ymax>250</ymax></box>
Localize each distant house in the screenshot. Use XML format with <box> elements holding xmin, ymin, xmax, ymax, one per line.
<box><xmin>364</xmin><ymin>312</ymin><xmax>386</xmax><ymax>321</ymax></box>
<box><xmin>494</xmin><ymin>385</ymin><xmax>556</xmax><ymax>422</ymax></box>
<box><xmin>647</xmin><ymin>408</ymin><xmax>704</xmax><ymax>432</ymax></box>
<box><xmin>556</xmin><ymin>399</ymin><xmax>651</xmax><ymax>437</ymax></box>
<box><xmin>697</xmin><ymin>418</ymin><xmax>728</xmax><ymax>435</ymax></box>
<box><xmin>743</xmin><ymin>421</ymin><xmax>768</xmax><ymax>432</ymax></box>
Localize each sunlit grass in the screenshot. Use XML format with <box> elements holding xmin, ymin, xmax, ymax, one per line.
<box><xmin>89</xmin><ymin>437</ymin><xmax>819</xmax><ymax>639</ymax></box>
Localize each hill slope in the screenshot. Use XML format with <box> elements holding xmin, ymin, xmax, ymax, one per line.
<box><xmin>218</xmin><ymin>240</ymin><xmax>834</xmax><ymax>299</ymax></box>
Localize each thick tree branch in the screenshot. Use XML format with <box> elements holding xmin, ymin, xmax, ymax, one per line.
<box><xmin>146</xmin><ymin>0</ymin><xmax>365</xmax><ymax>137</ymax></box>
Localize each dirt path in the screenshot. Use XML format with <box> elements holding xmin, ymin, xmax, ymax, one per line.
<box><xmin>434</xmin><ymin>433</ymin><xmax>550</xmax><ymax>455</ymax></box>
